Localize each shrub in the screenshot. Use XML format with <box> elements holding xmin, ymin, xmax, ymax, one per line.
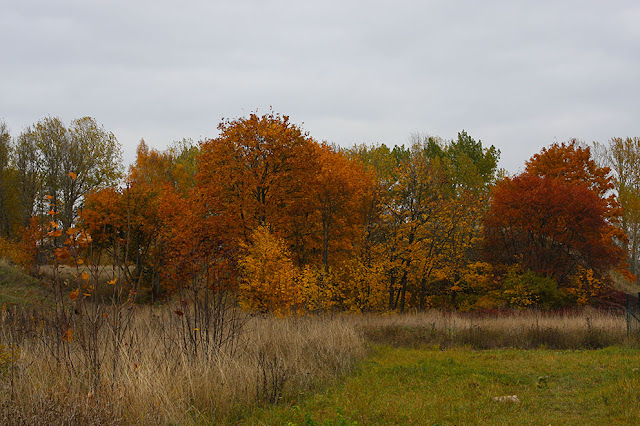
<box><xmin>503</xmin><ymin>267</ymin><xmax>564</xmax><ymax>309</ymax></box>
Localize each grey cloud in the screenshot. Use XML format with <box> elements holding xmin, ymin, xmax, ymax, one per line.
<box><xmin>1</xmin><ymin>0</ymin><xmax>639</xmax><ymax>172</ymax></box>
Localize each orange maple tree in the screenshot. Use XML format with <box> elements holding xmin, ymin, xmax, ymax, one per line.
<box><xmin>196</xmin><ymin>111</ymin><xmax>317</xmax><ymax>248</ymax></box>
<box><xmin>311</xmin><ymin>143</ymin><xmax>372</xmax><ymax>271</ymax></box>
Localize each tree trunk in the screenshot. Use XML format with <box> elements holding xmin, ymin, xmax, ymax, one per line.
<box><xmin>419</xmin><ymin>277</ymin><xmax>427</xmax><ymax>311</ymax></box>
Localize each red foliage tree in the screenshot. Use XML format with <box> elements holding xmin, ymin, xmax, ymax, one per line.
<box><xmin>485</xmin><ymin>141</ymin><xmax>628</xmax><ymax>300</ymax></box>
<box><xmin>526</xmin><ymin>140</ymin><xmax>613</xmax><ymax>198</ymax></box>
<box><xmin>484</xmin><ymin>173</ymin><xmax>624</xmax><ymax>283</ymax></box>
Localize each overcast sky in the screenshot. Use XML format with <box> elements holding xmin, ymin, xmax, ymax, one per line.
<box><xmin>2</xmin><ymin>0</ymin><xmax>639</xmax><ymax>173</ymax></box>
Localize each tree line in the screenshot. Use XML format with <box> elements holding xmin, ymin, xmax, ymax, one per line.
<box><xmin>1</xmin><ymin>112</ymin><xmax>638</xmax><ymax>313</ymax></box>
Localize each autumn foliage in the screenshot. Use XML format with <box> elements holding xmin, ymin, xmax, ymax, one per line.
<box><xmin>238</xmin><ymin>225</ymin><xmax>302</xmax><ymax>316</ymax></box>
<box><xmin>3</xmin><ymin>112</ymin><xmax>636</xmax><ymax>313</ymax></box>
<box><xmin>485</xmin><ymin>174</ymin><xmax>616</xmax><ymax>278</ymax></box>
<box><xmin>484</xmin><ymin>142</ymin><xmax>627</xmax><ymax>306</ymax></box>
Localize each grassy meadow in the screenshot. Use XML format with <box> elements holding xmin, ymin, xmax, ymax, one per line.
<box><xmin>2</xmin><ymin>260</ymin><xmax>640</xmax><ymax>424</ymax></box>
<box><xmin>0</xmin><ymin>260</ymin><xmax>47</xmax><ymax>307</ymax></box>
<box><xmin>248</xmin><ymin>346</ymin><xmax>640</xmax><ymax>425</ymax></box>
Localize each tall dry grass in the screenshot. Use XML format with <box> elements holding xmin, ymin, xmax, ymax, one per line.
<box><xmin>0</xmin><ymin>306</ymin><xmax>365</xmax><ymax>425</ymax></box>
<box><xmin>353</xmin><ymin>309</ymin><xmax>636</xmax><ymax>349</ymax></box>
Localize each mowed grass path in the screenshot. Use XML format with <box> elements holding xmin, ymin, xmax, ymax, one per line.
<box><xmin>247</xmin><ymin>346</ymin><xmax>640</xmax><ymax>425</ymax></box>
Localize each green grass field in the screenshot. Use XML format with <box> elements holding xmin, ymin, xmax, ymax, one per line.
<box><xmin>247</xmin><ymin>345</ymin><xmax>640</xmax><ymax>425</ymax></box>
<box><xmin>0</xmin><ymin>259</ymin><xmax>47</xmax><ymax>307</ymax></box>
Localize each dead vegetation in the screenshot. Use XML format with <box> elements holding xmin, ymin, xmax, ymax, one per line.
<box><xmin>0</xmin><ymin>303</ymin><xmax>365</xmax><ymax>424</ymax></box>
<box><xmin>354</xmin><ymin>309</ymin><xmax>634</xmax><ymax>349</ymax></box>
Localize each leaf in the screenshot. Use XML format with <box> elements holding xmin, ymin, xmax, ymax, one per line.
<box><xmin>69</xmin><ymin>288</ymin><xmax>80</xmax><ymax>301</ymax></box>
<box><xmin>54</xmin><ymin>247</ymin><xmax>70</xmax><ymax>262</ymax></box>
<box><xmin>107</xmin><ymin>278</ymin><xmax>117</xmax><ymax>285</ymax></box>
<box><xmin>68</xmin><ymin>171</ymin><xmax>77</xmax><ymax>180</ymax></box>
<box><xmin>62</xmin><ymin>329</ymin><xmax>73</xmax><ymax>342</ymax></box>
<box><xmin>81</xmin><ymin>272</ymin><xmax>90</xmax><ymax>281</ymax></box>
<box><xmin>48</xmin><ymin>229</ymin><xmax>62</xmax><ymax>237</ymax></box>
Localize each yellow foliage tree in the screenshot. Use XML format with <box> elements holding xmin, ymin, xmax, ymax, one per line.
<box><xmin>298</xmin><ymin>265</ymin><xmax>340</xmax><ymax>312</ymax></box>
<box><xmin>567</xmin><ymin>266</ymin><xmax>610</xmax><ymax>305</ymax></box>
<box><xmin>338</xmin><ymin>257</ymin><xmax>388</xmax><ymax>312</ymax></box>
<box><xmin>238</xmin><ymin>225</ymin><xmax>301</xmax><ymax>316</ymax></box>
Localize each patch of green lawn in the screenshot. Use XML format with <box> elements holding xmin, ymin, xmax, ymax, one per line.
<box><xmin>0</xmin><ymin>259</ymin><xmax>46</xmax><ymax>307</ymax></box>
<box><xmin>246</xmin><ymin>346</ymin><xmax>640</xmax><ymax>425</ymax></box>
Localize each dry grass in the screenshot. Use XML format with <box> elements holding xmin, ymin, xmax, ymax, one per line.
<box><xmin>0</xmin><ymin>306</ymin><xmax>365</xmax><ymax>425</ymax></box>
<box><xmin>611</xmin><ymin>269</ymin><xmax>640</xmax><ymax>294</ymax></box>
<box><xmin>353</xmin><ymin>309</ymin><xmax>636</xmax><ymax>349</ymax></box>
